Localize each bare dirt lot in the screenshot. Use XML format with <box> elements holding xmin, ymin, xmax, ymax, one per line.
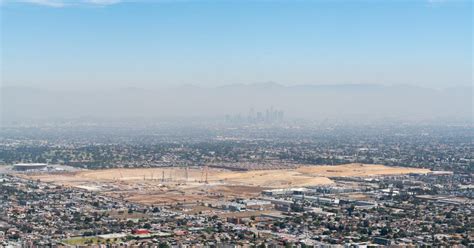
<box><xmin>20</xmin><ymin>163</ymin><xmax>429</xmax><ymax>205</ymax></box>
<box><xmin>296</xmin><ymin>163</ymin><xmax>430</xmax><ymax>177</ymax></box>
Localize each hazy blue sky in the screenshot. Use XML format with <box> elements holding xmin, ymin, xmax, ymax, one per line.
<box><xmin>1</xmin><ymin>0</ymin><xmax>472</xmax><ymax>90</ymax></box>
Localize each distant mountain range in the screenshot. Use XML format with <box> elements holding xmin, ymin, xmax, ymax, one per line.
<box><xmin>1</xmin><ymin>83</ymin><xmax>472</xmax><ymax>124</ymax></box>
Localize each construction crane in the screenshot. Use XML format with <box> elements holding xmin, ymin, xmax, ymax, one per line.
<box><xmin>200</xmin><ymin>167</ymin><xmax>204</xmax><ymax>183</ymax></box>
<box><xmin>200</xmin><ymin>166</ymin><xmax>209</xmax><ymax>183</ymax></box>
<box><xmin>185</xmin><ymin>166</ymin><xmax>189</xmax><ymax>182</ymax></box>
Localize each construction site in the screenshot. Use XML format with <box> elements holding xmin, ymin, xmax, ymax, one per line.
<box><xmin>19</xmin><ymin>163</ymin><xmax>430</xmax><ymax>205</ymax></box>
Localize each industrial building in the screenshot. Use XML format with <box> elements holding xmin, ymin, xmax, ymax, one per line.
<box><xmin>12</xmin><ymin>163</ymin><xmax>48</xmax><ymax>171</ymax></box>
